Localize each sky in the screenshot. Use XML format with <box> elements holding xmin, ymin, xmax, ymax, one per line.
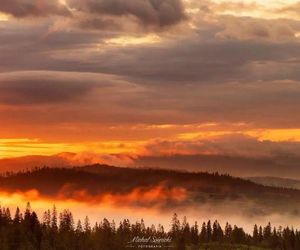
<box><xmin>1</xmin><ymin>0</ymin><xmax>300</xmax><ymax>173</ymax></box>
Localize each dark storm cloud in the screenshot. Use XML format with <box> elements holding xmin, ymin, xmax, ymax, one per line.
<box><xmin>1</xmin><ymin>71</ymin><xmax>300</xmax><ymax>129</ymax></box>
<box><xmin>2</xmin><ymin>25</ymin><xmax>300</xmax><ymax>84</ymax></box>
<box><xmin>0</xmin><ymin>71</ymin><xmax>97</xmax><ymax>105</ymax></box>
<box><xmin>0</xmin><ymin>21</ymin><xmax>110</xmax><ymax>72</ymax></box>
<box><xmin>75</xmin><ymin>16</ymin><xmax>122</xmax><ymax>30</ymax></box>
<box><xmin>216</xmin><ymin>16</ymin><xmax>297</xmax><ymax>41</ymax></box>
<box><xmin>84</xmin><ymin>39</ymin><xmax>300</xmax><ymax>84</ymax></box>
<box><xmin>0</xmin><ymin>0</ymin><xmax>70</xmax><ymax>18</ymax></box>
<box><xmin>68</xmin><ymin>0</ymin><xmax>186</xmax><ymax>27</ymax></box>
<box><xmin>0</xmin><ymin>0</ymin><xmax>187</xmax><ymax>28</ymax></box>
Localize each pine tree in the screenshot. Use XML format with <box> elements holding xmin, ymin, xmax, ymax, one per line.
<box><xmin>253</xmin><ymin>224</ymin><xmax>259</xmax><ymax>244</ymax></box>
<box><xmin>190</xmin><ymin>221</ymin><xmax>199</xmax><ymax>245</ymax></box>
<box><xmin>171</xmin><ymin>213</ymin><xmax>180</xmax><ymax>238</ymax></box>
<box><xmin>13</xmin><ymin>207</ymin><xmax>22</xmax><ymax>224</ymax></box>
<box><xmin>181</xmin><ymin>216</ymin><xmax>190</xmax><ymax>242</ymax></box>
<box><xmin>0</xmin><ymin>204</ymin><xmax>300</xmax><ymax>249</ymax></box>
<box><xmin>76</xmin><ymin>220</ymin><xmax>83</xmax><ymax>233</ymax></box>
<box><xmin>24</xmin><ymin>202</ymin><xmax>33</xmax><ymax>232</ymax></box>
<box><xmin>271</xmin><ymin>227</ymin><xmax>280</xmax><ymax>248</ymax></box>
<box><xmin>51</xmin><ymin>205</ymin><xmax>58</xmax><ymax>231</ymax></box>
<box><xmin>24</xmin><ymin>202</ymin><xmax>31</xmax><ymax>220</ymax></box>
<box><xmin>59</xmin><ymin>210</ymin><xmax>74</xmax><ymax>232</ymax></box>
<box><xmin>206</xmin><ymin>220</ymin><xmax>212</xmax><ymax>242</ymax></box>
<box><xmin>231</xmin><ymin>225</ymin><xmax>246</xmax><ymax>244</ymax></box>
<box><xmin>212</xmin><ymin>220</ymin><xmax>219</xmax><ymax>241</ymax></box>
<box><xmin>258</xmin><ymin>226</ymin><xmax>263</xmax><ymax>242</ymax></box>
<box><xmin>42</xmin><ymin>209</ymin><xmax>51</xmax><ymax>228</ymax></box>
<box><xmin>12</xmin><ymin>207</ymin><xmax>22</xmax><ymax>250</ymax></box>
<box><xmin>224</xmin><ymin>222</ymin><xmax>232</xmax><ymax>243</ymax></box>
<box><xmin>140</xmin><ymin>219</ymin><xmax>146</xmax><ymax>235</ymax></box>
<box><xmin>199</xmin><ymin>222</ymin><xmax>207</xmax><ymax>243</ymax></box>
<box><xmin>5</xmin><ymin>208</ymin><xmax>11</xmax><ymax>221</ymax></box>
<box><xmin>84</xmin><ymin>216</ymin><xmax>91</xmax><ymax>233</ymax></box>
<box><xmin>216</xmin><ymin>221</ymin><xmax>224</xmax><ymax>242</ymax></box>
<box><xmin>263</xmin><ymin>222</ymin><xmax>272</xmax><ymax>243</ymax></box>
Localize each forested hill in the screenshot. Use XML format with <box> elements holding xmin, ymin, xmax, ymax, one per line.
<box><xmin>0</xmin><ymin>164</ymin><xmax>291</xmax><ymax>195</ymax></box>
<box><xmin>1</xmin><ymin>165</ymin><xmax>300</xmax><ymax>205</ymax></box>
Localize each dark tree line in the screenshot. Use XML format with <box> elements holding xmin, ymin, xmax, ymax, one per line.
<box><xmin>0</xmin><ymin>205</ymin><xmax>300</xmax><ymax>249</ymax></box>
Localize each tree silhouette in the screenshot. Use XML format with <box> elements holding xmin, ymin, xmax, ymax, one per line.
<box><xmin>253</xmin><ymin>224</ymin><xmax>259</xmax><ymax>244</ymax></box>
<box><xmin>206</xmin><ymin>220</ymin><xmax>212</xmax><ymax>242</ymax></box>
<box><xmin>0</xmin><ymin>205</ymin><xmax>300</xmax><ymax>249</ymax></box>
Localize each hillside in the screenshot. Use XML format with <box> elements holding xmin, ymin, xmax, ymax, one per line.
<box><xmin>248</xmin><ymin>176</ymin><xmax>300</xmax><ymax>190</ymax></box>
<box><xmin>0</xmin><ymin>153</ymin><xmax>74</xmax><ymax>173</ymax></box>
<box><xmin>1</xmin><ymin>165</ymin><xmax>300</xmax><ymax>217</ymax></box>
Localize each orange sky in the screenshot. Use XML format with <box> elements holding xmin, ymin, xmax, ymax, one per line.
<box><xmin>0</xmin><ymin>0</ymin><xmax>300</xmax><ymax>165</ymax></box>
<box><xmin>2</xmin><ymin>125</ymin><xmax>300</xmax><ymax>159</ymax></box>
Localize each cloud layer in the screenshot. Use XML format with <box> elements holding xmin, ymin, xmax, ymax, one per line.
<box><xmin>0</xmin><ymin>0</ymin><xmax>70</xmax><ymax>17</ymax></box>
<box><xmin>68</xmin><ymin>0</ymin><xmax>186</xmax><ymax>28</ymax></box>
<box><xmin>1</xmin><ymin>0</ymin><xmax>300</xmax><ymax>173</ymax></box>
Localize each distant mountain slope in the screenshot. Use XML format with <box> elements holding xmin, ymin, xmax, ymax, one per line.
<box><xmin>0</xmin><ymin>152</ymin><xmax>111</xmax><ymax>173</ymax></box>
<box><xmin>0</xmin><ymin>153</ymin><xmax>74</xmax><ymax>173</ymax></box>
<box><xmin>248</xmin><ymin>176</ymin><xmax>300</xmax><ymax>190</ymax></box>
<box><xmin>133</xmin><ymin>154</ymin><xmax>300</xmax><ymax>179</ymax></box>
<box><xmin>2</xmin><ymin>152</ymin><xmax>300</xmax><ymax>179</ymax></box>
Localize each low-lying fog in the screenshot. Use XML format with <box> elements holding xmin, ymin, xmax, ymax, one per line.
<box><xmin>1</xmin><ymin>189</ymin><xmax>299</xmax><ymax>233</ymax></box>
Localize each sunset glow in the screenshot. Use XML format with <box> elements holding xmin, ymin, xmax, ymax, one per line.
<box><xmin>0</xmin><ymin>0</ymin><xmax>300</xmax><ymax>164</ymax></box>
<box><xmin>2</xmin><ymin>127</ymin><xmax>300</xmax><ymax>159</ymax></box>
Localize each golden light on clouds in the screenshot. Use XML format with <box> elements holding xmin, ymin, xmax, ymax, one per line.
<box><xmin>0</xmin><ymin>139</ymin><xmax>78</xmax><ymax>158</ymax></box>
<box><xmin>0</xmin><ymin>138</ymin><xmax>144</xmax><ymax>159</ymax></box>
<box><xmin>104</xmin><ymin>34</ymin><xmax>161</xmax><ymax>46</ymax></box>
<box><xmin>212</xmin><ymin>0</ymin><xmax>299</xmax><ymax>7</ymax></box>
<box><xmin>0</xmin><ymin>13</ymin><xmax>9</xmax><ymax>21</ymax></box>
<box><xmin>2</xmin><ymin>126</ymin><xmax>300</xmax><ymax>159</ymax></box>
<box><xmin>202</xmin><ymin>0</ymin><xmax>300</xmax><ymax>21</ymax></box>
<box><xmin>179</xmin><ymin>128</ymin><xmax>300</xmax><ymax>142</ymax></box>
<box><xmin>249</xmin><ymin>129</ymin><xmax>300</xmax><ymax>142</ymax></box>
